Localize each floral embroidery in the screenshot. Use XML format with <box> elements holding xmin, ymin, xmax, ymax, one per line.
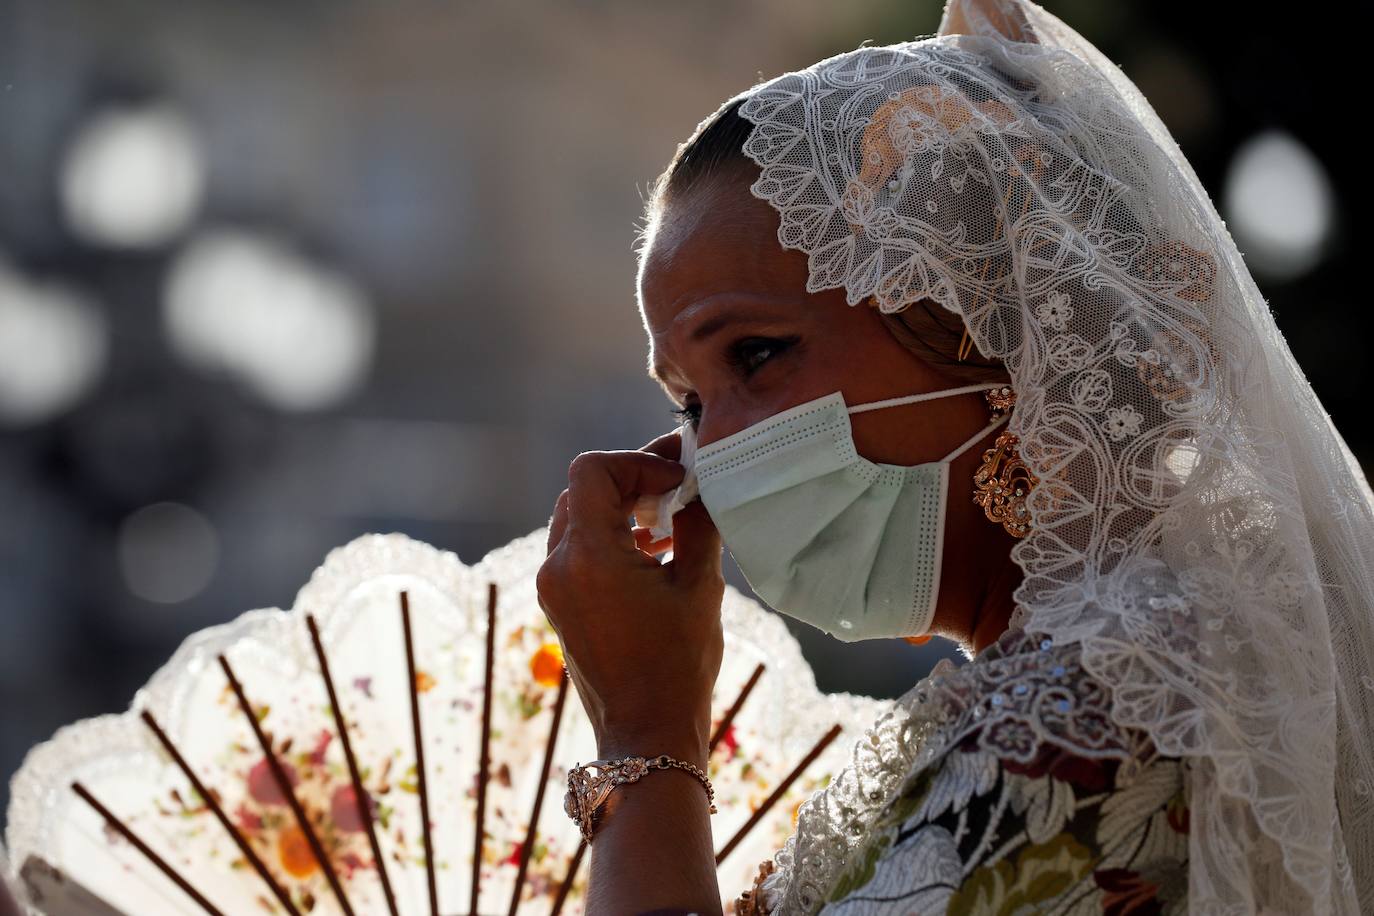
<box><xmin>1102</xmin><ymin>405</ymin><xmax>1144</xmax><ymax>441</ymax></box>
<box><xmin>815</xmin><ymin>719</ymin><xmax>1190</xmax><ymax>916</ymax></box>
<box><xmin>737</xmin><ymin>624</ymin><xmax>1192</xmax><ymax>915</ymax></box>
<box><xmin>1070</xmin><ymin>369</ymin><xmax>1112</xmax><ymax>413</ymax></box>
<box><xmin>1035</xmin><ymin>291</ymin><xmax>1073</xmax><ymax>331</ymax></box>
<box><xmin>1045</xmin><ymin>333</ymin><xmax>1091</xmax><ymax>372</ymax></box>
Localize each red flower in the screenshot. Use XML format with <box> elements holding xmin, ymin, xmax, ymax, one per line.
<box><xmin>505</xmin><ymin>841</ymin><xmax>524</xmax><ymax>866</ymax></box>
<box><xmin>1000</xmin><ymin>740</ymin><xmax>1112</xmax><ymax>792</ymax></box>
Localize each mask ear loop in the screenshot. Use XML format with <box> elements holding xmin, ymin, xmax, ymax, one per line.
<box><xmin>847</xmin><ymin>382</ymin><xmax>1001</xmax><ymax>415</ymax></box>
<box><xmin>941</xmin><ymin>412</ymin><xmax>1010</xmax><ymax>463</ymax></box>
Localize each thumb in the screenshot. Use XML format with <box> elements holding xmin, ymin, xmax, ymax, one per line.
<box><xmin>666</xmin><ymin>498</ymin><xmax>722</xmax><ymax>585</ymax></box>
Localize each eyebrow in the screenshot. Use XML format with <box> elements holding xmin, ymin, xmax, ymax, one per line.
<box><xmin>647</xmin><ymin>303</ymin><xmax>788</xmax><ymax>388</ymax></box>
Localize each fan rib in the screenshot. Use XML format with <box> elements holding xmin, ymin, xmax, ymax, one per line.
<box><xmin>714</xmin><ymin>723</ymin><xmax>844</xmax><ymax>866</ymax></box>
<box><xmin>218</xmin><ymin>654</ymin><xmax>357</xmax><ymax>916</ymax></box>
<box><xmin>400</xmin><ymin>590</ymin><xmax>440</xmax><ymax>916</ymax></box>
<box><xmin>471</xmin><ymin>582</ymin><xmax>498</xmax><ymax>916</ymax></box>
<box><xmin>306</xmin><ymin>613</ymin><xmax>400</xmax><ymax>916</ymax></box>
<box><xmin>71</xmin><ymin>781</ymin><xmax>227</xmax><ymax>916</ymax></box>
<box><xmin>508</xmin><ymin>672</ymin><xmax>570</xmax><ymax>916</ymax></box>
<box><xmin>708</xmin><ymin>663</ymin><xmax>766</xmax><ymax>754</ymax></box>
<box><xmin>138</xmin><ymin>710</ymin><xmax>302</xmax><ymax>916</ymax></box>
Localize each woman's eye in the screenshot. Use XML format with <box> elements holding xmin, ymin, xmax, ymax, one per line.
<box><xmin>728</xmin><ymin>335</ymin><xmax>797</xmax><ymax>377</ymax></box>
<box><xmin>667</xmin><ymin>336</ymin><xmax>798</xmax><ymax>430</ymax></box>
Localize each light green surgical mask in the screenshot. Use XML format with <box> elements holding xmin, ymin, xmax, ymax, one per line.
<box><xmin>648</xmin><ymin>384</ymin><xmax>1008</xmax><ymax>642</ymax></box>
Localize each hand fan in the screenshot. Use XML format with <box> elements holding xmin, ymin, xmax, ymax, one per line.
<box><xmin>5</xmin><ymin>530</ymin><xmax>889</xmax><ymax>915</ymax></box>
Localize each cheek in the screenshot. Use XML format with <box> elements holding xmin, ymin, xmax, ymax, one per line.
<box><xmin>818</xmin><ymin>319</ymin><xmax>925</xmax><ymax>394</ymax></box>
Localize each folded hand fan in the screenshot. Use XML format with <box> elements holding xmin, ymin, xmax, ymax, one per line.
<box><xmin>5</xmin><ymin>531</ymin><xmax>887</xmax><ymax>915</ymax></box>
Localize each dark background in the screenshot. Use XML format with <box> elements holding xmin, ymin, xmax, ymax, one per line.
<box><xmin>0</xmin><ymin>0</ymin><xmax>1362</xmax><ymax>823</ymax></box>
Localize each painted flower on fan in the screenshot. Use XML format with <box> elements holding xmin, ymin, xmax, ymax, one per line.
<box><xmin>719</xmin><ymin>723</ymin><xmax>740</xmax><ymax>759</ymax></box>
<box><xmin>1102</xmin><ymin>405</ymin><xmax>1143</xmax><ymax>442</ymax></box>
<box><xmin>277</xmin><ymin>824</ymin><xmax>320</xmax><ymax>878</ymax></box>
<box><xmin>530</xmin><ymin>641</ymin><xmax>565</xmax><ymax>687</ymax></box>
<box><xmin>247</xmin><ymin>758</ymin><xmax>299</xmax><ymax>805</ymax></box>
<box><xmin>330</xmin><ymin>785</ymin><xmax>374</xmax><ymax>834</ymax></box>
<box><xmin>1035</xmin><ymin>291</ymin><xmax>1073</xmax><ymax>331</ymax></box>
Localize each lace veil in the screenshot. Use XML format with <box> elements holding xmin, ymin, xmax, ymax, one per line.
<box><xmin>711</xmin><ymin>0</ymin><xmax>1373</xmax><ymax>912</ymax></box>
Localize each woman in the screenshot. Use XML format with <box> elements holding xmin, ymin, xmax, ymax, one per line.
<box><xmin>536</xmin><ymin>0</ymin><xmax>1374</xmax><ymax>913</ymax></box>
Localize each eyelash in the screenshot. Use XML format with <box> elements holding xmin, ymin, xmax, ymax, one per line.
<box><xmin>669</xmin><ymin>336</ymin><xmax>798</xmax><ymax>428</ymax></box>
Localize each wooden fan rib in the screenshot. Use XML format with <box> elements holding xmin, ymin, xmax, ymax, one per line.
<box><xmin>400</xmin><ymin>590</ymin><xmax>440</xmax><ymax>916</ymax></box>
<box><xmin>714</xmin><ymin>723</ymin><xmax>844</xmax><ymax>866</ymax></box>
<box><xmin>218</xmin><ymin>654</ymin><xmax>357</xmax><ymax>916</ymax></box>
<box><xmin>137</xmin><ymin>710</ymin><xmax>301</xmax><ymax>916</ymax></box>
<box><xmin>305</xmin><ymin>613</ymin><xmax>400</xmax><ymax>916</ymax></box>
<box><xmin>471</xmin><ymin>581</ymin><xmax>498</xmax><ymax>916</ymax></box>
<box><xmin>71</xmin><ymin>781</ymin><xmax>226</xmax><ymax>916</ymax></box>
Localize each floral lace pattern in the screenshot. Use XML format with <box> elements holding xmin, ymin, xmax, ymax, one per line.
<box><xmin>728</xmin><ymin>1</ymin><xmax>1374</xmax><ymax>910</ymax></box>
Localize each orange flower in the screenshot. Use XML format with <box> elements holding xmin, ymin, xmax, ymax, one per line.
<box><xmin>277</xmin><ymin>825</ymin><xmax>320</xmax><ymax>878</ymax></box>
<box><xmin>530</xmin><ymin>642</ymin><xmax>565</xmax><ymax>687</ymax></box>
<box><xmin>415</xmin><ymin>670</ymin><xmax>436</xmax><ymax>693</ymax></box>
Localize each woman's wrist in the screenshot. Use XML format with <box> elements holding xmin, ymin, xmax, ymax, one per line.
<box><xmin>596</xmin><ymin>722</ymin><xmax>711</xmax><ymax>771</ymax></box>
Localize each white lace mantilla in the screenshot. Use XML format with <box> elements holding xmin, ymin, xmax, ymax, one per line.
<box><xmin>720</xmin><ymin>2</ymin><xmax>1374</xmax><ymax>911</ymax></box>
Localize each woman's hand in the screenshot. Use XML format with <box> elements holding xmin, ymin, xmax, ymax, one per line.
<box><xmin>536</xmin><ymin>429</ymin><xmax>725</xmax><ymax>766</ymax></box>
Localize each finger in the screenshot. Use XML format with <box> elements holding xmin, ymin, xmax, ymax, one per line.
<box><xmin>547</xmin><ymin>488</ymin><xmax>570</xmax><ymax>555</ymax></box>
<box><xmin>638</xmin><ymin>427</ymin><xmax>683</xmax><ymax>462</ymax></box>
<box><xmin>566</xmin><ymin>449</ymin><xmax>685</xmax><ymax>544</ymax></box>
<box><xmin>665</xmin><ymin>498</ymin><xmax>722</xmax><ymax>584</ymax></box>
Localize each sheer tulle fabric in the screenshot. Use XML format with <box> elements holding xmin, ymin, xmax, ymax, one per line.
<box><xmin>719</xmin><ymin>0</ymin><xmax>1373</xmax><ymax>912</ymax></box>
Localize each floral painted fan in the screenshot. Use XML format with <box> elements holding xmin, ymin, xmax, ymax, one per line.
<box><xmin>5</xmin><ymin>530</ymin><xmax>887</xmax><ymax>915</ymax></box>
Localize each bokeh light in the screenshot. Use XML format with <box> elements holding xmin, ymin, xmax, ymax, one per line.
<box><xmin>116</xmin><ymin>501</ymin><xmax>220</xmax><ymax>605</ymax></box>
<box><xmin>59</xmin><ymin>104</ymin><xmax>205</xmax><ymax>248</ymax></box>
<box><xmin>1222</xmin><ymin>129</ymin><xmax>1335</xmax><ymax>282</ymax></box>
<box><xmin>0</xmin><ymin>259</ymin><xmax>108</xmax><ymax>427</ymax></box>
<box><xmin>163</xmin><ymin>229</ymin><xmax>376</xmax><ymax>411</ymax></box>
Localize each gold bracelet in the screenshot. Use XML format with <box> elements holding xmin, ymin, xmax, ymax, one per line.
<box><xmin>564</xmin><ymin>753</ymin><xmax>717</xmax><ymax>843</ymax></box>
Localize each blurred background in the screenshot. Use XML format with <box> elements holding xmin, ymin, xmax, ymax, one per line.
<box><xmin>0</xmin><ymin>0</ymin><xmax>1361</xmax><ymax>821</ymax></box>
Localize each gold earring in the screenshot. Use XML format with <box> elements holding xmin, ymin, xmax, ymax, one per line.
<box><xmin>972</xmin><ymin>386</ymin><xmax>1036</xmax><ymax>538</ymax></box>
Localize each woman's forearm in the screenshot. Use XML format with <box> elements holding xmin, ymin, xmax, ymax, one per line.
<box><xmin>584</xmin><ymin>731</ymin><xmax>722</xmax><ymax>916</ymax></box>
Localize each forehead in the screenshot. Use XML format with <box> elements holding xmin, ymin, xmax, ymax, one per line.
<box><xmin>637</xmin><ymin>173</ymin><xmax>803</xmax><ymax>338</ymax></box>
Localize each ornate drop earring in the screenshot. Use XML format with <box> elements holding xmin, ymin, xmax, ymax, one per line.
<box><xmin>972</xmin><ymin>385</ymin><xmax>1037</xmax><ymax>538</ymax></box>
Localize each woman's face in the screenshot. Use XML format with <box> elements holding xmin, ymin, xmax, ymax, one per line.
<box><xmin>637</xmin><ymin>169</ymin><xmax>988</xmax><ymax>466</ymax></box>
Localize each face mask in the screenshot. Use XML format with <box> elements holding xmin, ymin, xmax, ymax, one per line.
<box><xmin>634</xmin><ymin>384</ymin><xmax>1008</xmax><ymax>641</ymax></box>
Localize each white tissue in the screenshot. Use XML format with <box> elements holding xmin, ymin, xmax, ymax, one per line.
<box><xmin>633</xmin><ymin>420</ymin><xmax>698</xmax><ymax>541</ymax></box>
